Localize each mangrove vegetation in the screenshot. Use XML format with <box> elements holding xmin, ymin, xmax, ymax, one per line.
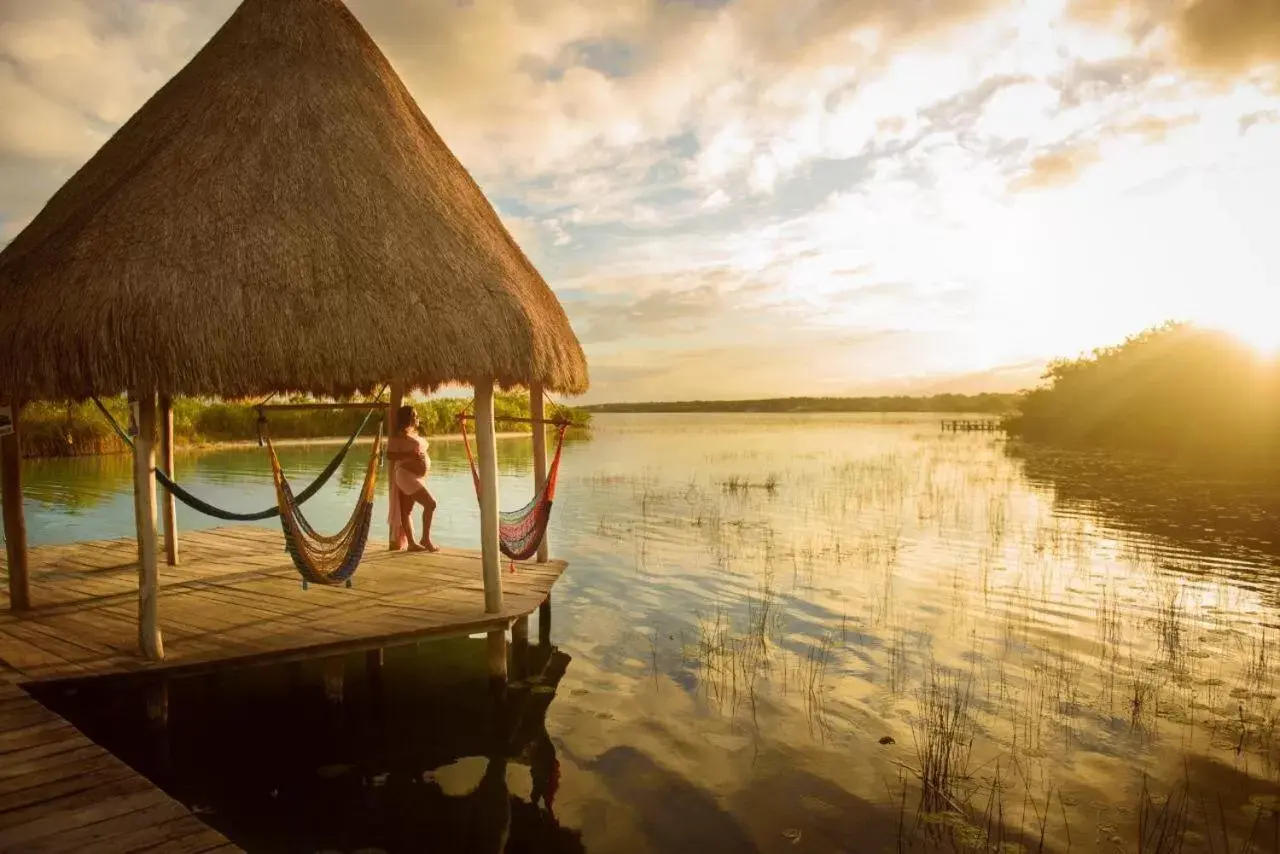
<box><xmin>1003</xmin><ymin>322</ymin><xmax>1280</xmax><ymax>471</ymax></box>
<box><xmin>16</xmin><ymin>392</ymin><xmax>591</xmax><ymax>459</ymax></box>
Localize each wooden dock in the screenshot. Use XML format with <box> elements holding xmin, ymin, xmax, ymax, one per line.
<box><xmin>0</xmin><ymin>526</ymin><xmax>565</xmax><ymax>683</ymax></box>
<box><xmin>0</xmin><ymin>676</ymin><xmax>237</xmax><ymax>852</ymax></box>
<box><xmin>0</xmin><ymin>527</ymin><xmax>566</xmax><ymax>853</ymax></box>
<box><xmin>941</xmin><ymin>419</ymin><xmax>1001</xmax><ymax>432</ymax></box>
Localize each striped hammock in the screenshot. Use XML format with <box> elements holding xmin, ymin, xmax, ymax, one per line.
<box><xmin>267</xmin><ymin>423</ymin><xmax>384</xmax><ymax>587</ymax></box>
<box><xmin>460</xmin><ymin>422</ymin><xmax>567</xmax><ymax>561</ymax></box>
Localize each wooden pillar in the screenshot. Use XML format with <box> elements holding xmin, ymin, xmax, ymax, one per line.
<box><xmin>530</xmin><ymin>381</ymin><xmax>549</xmax><ymax>564</ymax></box>
<box><xmin>475</xmin><ymin>381</ymin><xmax>503</xmax><ymax>613</ymax></box>
<box><xmin>386</xmin><ymin>381</ymin><xmax>404</xmax><ymax>549</ymax></box>
<box><xmin>130</xmin><ymin>390</ymin><xmax>164</xmax><ymax>661</ymax></box>
<box><xmin>511</xmin><ymin>616</ymin><xmax>529</xmax><ymax>645</ymax></box>
<box><xmin>1</xmin><ymin>400</ymin><xmax>29</xmax><ymax>611</ymax></box>
<box><xmin>158</xmin><ymin>393</ymin><xmax>178</xmax><ymax>566</ymax></box>
<box><xmin>323</xmin><ymin>657</ymin><xmax>345</xmax><ymax>704</ymax></box>
<box><xmin>538</xmin><ymin>597</ymin><xmax>552</xmax><ymax>647</ymax></box>
<box><xmin>510</xmin><ymin>616</ymin><xmax>529</xmax><ymax>680</ymax></box>
<box><xmin>146</xmin><ymin>680</ymin><xmax>169</xmax><ymax>727</ymax></box>
<box><xmin>487</xmin><ymin>629</ymin><xmax>508</xmax><ymax>682</ymax></box>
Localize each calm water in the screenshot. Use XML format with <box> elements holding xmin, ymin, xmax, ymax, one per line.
<box><xmin>18</xmin><ymin>413</ymin><xmax>1280</xmax><ymax>853</ymax></box>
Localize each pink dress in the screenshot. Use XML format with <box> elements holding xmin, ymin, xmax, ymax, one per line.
<box><xmin>387</xmin><ymin>433</ymin><xmax>430</xmax><ymax>550</ymax></box>
<box><xmin>389</xmin><ymin>434</ymin><xmax>429</xmax><ymax>495</ymax></box>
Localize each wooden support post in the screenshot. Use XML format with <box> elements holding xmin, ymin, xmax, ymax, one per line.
<box><xmin>386</xmin><ymin>381</ymin><xmax>405</xmax><ymax>550</ymax></box>
<box><xmin>323</xmin><ymin>657</ymin><xmax>345</xmax><ymax>704</ymax></box>
<box><xmin>510</xmin><ymin>616</ymin><xmax>529</xmax><ymax>681</ymax></box>
<box><xmin>1</xmin><ymin>400</ymin><xmax>30</xmax><ymax>612</ymax></box>
<box><xmin>146</xmin><ymin>680</ymin><xmax>169</xmax><ymax>727</ymax></box>
<box><xmin>530</xmin><ymin>381</ymin><xmax>549</xmax><ymax>564</ymax></box>
<box><xmin>487</xmin><ymin>629</ymin><xmax>508</xmax><ymax>682</ymax></box>
<box><xmin>158</xmin><ymin>393</ymin><xmax>178</xmax><ymax>566</ymax></box>
<box><xmin>475</xmin><ymin>381</ymin><xmax>503</xmax><ymax>613</ymax></box>
<box><xmin>537</xmin><ymin>599</ymin><xmax>552</xmax><ymax>645</ymax></box>
<box><xmin>130</xmin><ymin>390</ymin><xmax>164</xmax><ymax>661</ymax></box>
<box><xmin>511</xmin><ymin>615</ymin><xmax>529</xmax><ymax>645</ymax></box>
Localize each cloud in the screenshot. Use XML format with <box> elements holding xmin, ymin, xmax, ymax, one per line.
<box><xmin>1009</xmin><ymin>143</ymin><xmax>1102</xmax><ymax>191</ymax></box>
<box><xmin>1068</xmin><ymin>0</ymin><xmax>1280</xmax><ymax>79</ymax></box>
<box><xmin>1112</xmin><ymin>112</ymin><xmax>1200</xmax><ymax>141</ymax></box>
<box><xmin>1</xmin><ymin>0</ymin><xmax>1277</xmax><ymax>403</ymax></box>
<box><xmin>1240</xmin><ymin>108</ymin><xmax>1280</xmax><ymax>133</ymax></box>
<box><xmin>1179</xmin><ymin>0</ymin><xmax>1280</xmax><ymax>74</ymax></box>
<box><xmin>582</xmin><ymin>328</ymin><xmax>925</xmax><ymax>402</ymax></box>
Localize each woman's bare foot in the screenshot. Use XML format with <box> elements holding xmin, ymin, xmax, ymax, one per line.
<box><xmin>407</xmin><ymin>542</ymin><xmax>426</xmax><ymax>552</ymax></box>
<box><xmin>420</xmin><ymin>540</ymin><xmax>440</xmax><ymax>553</ymax></box>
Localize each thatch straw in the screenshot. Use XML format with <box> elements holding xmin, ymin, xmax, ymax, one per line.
<box><xmin>0</xmin><ymin>0</ymin><xmax>588</xmax><ymax>402</ymax></box>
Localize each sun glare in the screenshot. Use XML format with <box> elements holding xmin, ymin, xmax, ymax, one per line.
<box><xmin>1220</xmin><ymin>316</ymin><xmax>1280</xmax><ymax>357</ymax></box>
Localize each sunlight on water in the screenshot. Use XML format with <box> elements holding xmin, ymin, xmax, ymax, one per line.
<box><xmin>17</xmin><ymin>413</ymin><xmax>1280</xmax><ymax>852</ymax></box>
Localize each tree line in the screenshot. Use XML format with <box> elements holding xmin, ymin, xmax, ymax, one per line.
<box><xmin>1003</xmin><ymin>321</ymin><xmax>1279</xmax><ymax>471</ymax></box>
<box><xmin>584</xmin><ymin>393</ymin><xmax>1018</xmax><ymax>414</ymax></box>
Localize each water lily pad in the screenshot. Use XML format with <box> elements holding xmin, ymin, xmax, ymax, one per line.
<box><xmin>878</xmin><ymin>735</ymin><xmax>895</xmax><ymax>745</ymax></box>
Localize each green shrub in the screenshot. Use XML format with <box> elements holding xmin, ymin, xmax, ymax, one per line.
<box><xmin>17</xmin><ymin>391</ymin><xmax>591</xmax><ymax>458</ymax></box>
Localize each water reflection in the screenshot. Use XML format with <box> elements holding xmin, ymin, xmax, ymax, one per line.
<box><xmin>1010</xmin><ymin>442</ymin><xmax>1280</xmax><ymax>593</ymax></box>
<box><xmin>31</xmin><ymin>635</ymin><xmax>581</xmax><ymax>853</ymax></box>
<box><xmin>16</xmin><ymin>414</ymin><xmax>1280</xmax><ymax>852</ymax></box>
<box><xmin>17</xmin><ymin>435</ymin><xmax>578</xmax><ymax>548</ymax></box>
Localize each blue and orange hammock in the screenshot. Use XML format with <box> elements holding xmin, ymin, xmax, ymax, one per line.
<box><xmin>93</xmin><ymin>396</ymin><xmax>384</xmax><ymax>588</ymax></box>
<box><xmin>264</xmin><ymin>422</ymin><xmax>384</xmax><ymax>587</ymax></box>
<box><xmin>459</xmin><ymin>418</ymin><xmax>568</xmax><ymax>561</ymax></box>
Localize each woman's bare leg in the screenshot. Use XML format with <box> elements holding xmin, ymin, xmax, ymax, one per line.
<box><xmin>398</xmin><ymin>489</ymin><xmax>424</xmax><ymax>552</ymax></box>
<box><xmin>413</xmin><ymin>489</ymin><xmax>439</xmax><ymax>552</ymax></box>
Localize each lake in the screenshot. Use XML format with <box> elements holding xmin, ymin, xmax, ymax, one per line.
<box><xmin>15</xmin><ymin>413</ymin><xmax>1280</xmax><ymax>853</ymax></box>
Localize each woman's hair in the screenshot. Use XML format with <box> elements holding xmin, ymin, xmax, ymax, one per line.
<box><xmin>396</xmin><ymin>404</ymin><xmax>417</xmax><ymax>430</ymax></box>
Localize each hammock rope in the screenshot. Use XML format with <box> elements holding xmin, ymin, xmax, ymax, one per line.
<box><xmin>91</xmin><ymin>397</ymin><xmax>379</xmax><ymax>522</ymax></box>
<box><xmin>459</xmin><ymin>416</ymin><xmax>568</xmax><ymax>561</ymax></box>
<box><xmin>266</xmin><ymin>422</ymin><xmax>384</xmax><ymax>587</ymax></box>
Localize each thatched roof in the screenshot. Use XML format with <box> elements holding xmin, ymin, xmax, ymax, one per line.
<box><xmin>0</xmin><ymin>0</ymin><xmax>588</xmax><ymax>401</ymax></box>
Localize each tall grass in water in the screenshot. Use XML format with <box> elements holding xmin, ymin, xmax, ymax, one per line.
<box><xmin>910</xmin><ymin>663</ymin><xmax>976</xmax><ymax>815</ymax></box>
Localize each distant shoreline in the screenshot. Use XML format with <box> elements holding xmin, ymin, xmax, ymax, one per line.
<box><xmin>583</xmin><ymin>393</ymin><xmax>1018</xmax><ymax>415</ymax></box>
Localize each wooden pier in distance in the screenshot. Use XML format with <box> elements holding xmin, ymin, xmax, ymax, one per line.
<box><xmin>941</xmin><ymin>419</ymin><xmax>1002</xmax><ymax>432</ymax></box>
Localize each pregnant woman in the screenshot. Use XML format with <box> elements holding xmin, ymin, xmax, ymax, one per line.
<box><xmin>386</xmin><ymin>405</ymin><xmax>439</xmax><ymax>552</ymax></box>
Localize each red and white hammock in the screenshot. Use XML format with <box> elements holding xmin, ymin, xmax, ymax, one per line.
<box><xmin>460</xmin><ymin>420</ymin><xmax>568</xmax><ymax>561</ymax></box>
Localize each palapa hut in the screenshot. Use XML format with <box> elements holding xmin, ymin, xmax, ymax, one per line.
<box><xmin>0</xmin><ymin>0</ymin><xmax>588</xmax><ymax>661</ymax></box>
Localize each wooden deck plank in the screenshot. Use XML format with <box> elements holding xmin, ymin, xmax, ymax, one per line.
<box><xmin>0</xmin><ymin>680</ymin><xmax>240</xmax><ymax>853</ymax></box>
<box><xmin>0</xmin><ymin>526</ymin><xmax>564</xmax><ymax>854</ymax></box>
<box><xmin>0</xmin><ymin>526</ymin><xmax>566</xmax><ymax>684</ymax></box>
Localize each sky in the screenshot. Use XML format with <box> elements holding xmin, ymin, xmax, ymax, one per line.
<box><xmin>1</xmin><ymin>0</ymin><xmax>1278</xmax><ymax>403</ymax></box>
